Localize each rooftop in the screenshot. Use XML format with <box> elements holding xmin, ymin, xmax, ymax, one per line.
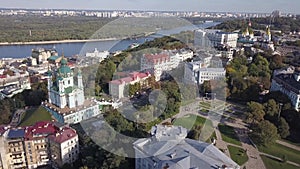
<box><xmin>274</xmin><ymin>73</ymin><xmax>300</xmax><ymax>94</ymax></box>
<box><xmin>110</xmin><ymin>71</ymin><xmax>150</xmax><ymax>85</ymax></box>
<box><xmin>42</xmin><ymin>99</ymin><xmax>97</xmax><ymax>115</ymax></box>
<box><xmin>24</xmin><ymin>121</ymin><xmax>58</xmax><ymax>140</ymax></box>
<box><xmin>134</xmin><ymin>125</ymin><xmax>239</xmax><ymax>169</ymax></box>
<box><xmin>143</xmin><ymin>53</ymin><xmax>170</xmax><ymax>64</ymax></box>
<box><xmin>7</xmin><ymin>128</ymin><xmax>25</xmax><ymax>139</ymax></box>
<box><xmin>48</xmin><ymin>127</ymin><xmax>77</xmax><ymax>144</ymax></box>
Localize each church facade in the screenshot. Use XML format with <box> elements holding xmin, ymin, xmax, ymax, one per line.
<box><xmin>42</xmin><ymin>58</ymin><xmax>100</xmax><ymax>124</ymax></box>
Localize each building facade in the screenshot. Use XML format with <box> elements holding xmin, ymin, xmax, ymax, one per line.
<box><xmin>0</xmin><ymin>122</ymin><xmax>79</xmax><ymax>169</ymax></box>
<box><xmin>271</xmin><ymin>68</ymin><xmax>300</xmax><ymax>111</ymax></box>
<box><xmin>109</xmin><ymin>72</ymin><xmax>151</xmax><ymax>99</ymax></box>
<box><xmin>195</xmin><ymin>29</ymin><xmax>238</xmax><ymax>48</ymax></box>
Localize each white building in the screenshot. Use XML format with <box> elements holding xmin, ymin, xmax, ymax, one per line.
<box><xmin>186</xmin><ymin>60</ymin><xmax>226</xmax><ymax>85</ymax></box>
<box><xmin>197</xmin><ymin>68</ymin><xmax>226</xmax><ymax>84</ymax></box>
<box><xmin>109</xmin><ymin>72</ymin><xmax>151</xmax><ymax>99</ymax></box>
<box><xmin>31</xmin><ymin>48</ymin><xmax>58</xmax><ymax>65</ymax></box>
<box><xmin>48</xmin><ymin>126</ymin><xmax>79</xmax><ymax>169</ymax></box>
<box><xmin>133</xmin><ymin>125</ymin><xmax>240</xmax><ymax>169</ymax></box>
<box><xmin>195</xmin><ymin>29</ymin><xmax>238</xmax><ymax>48</ymax></box>
<box><xmin>271</xmin><ymin>68</ymin><xmax>300</xmax><ymax>111</ymax></box>
<box><xmin>42</xmin><ymin>57</ymin><xmax>100</xmax><ymax>124</ymax></box>
<box><xmin>85</xmin><ymin>48</ymin><xmax>109</xmax><ymax>63</ymax></box>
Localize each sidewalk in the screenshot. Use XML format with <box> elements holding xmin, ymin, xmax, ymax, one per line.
<box><xmin>276</xmin><ymin>140</ymin><xmax>300</xmax><ymax>152</ymax></box>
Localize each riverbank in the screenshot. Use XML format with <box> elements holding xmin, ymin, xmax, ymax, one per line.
<box><xmin>0</xmin><ymin>38</ymin><xmax>126</xmax><ymax>46</ymax></box>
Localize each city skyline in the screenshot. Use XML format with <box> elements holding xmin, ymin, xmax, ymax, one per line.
<box><xmin>1</xmin><ymin>0</ymin><xmax>300</xmax><ymax>14</ymax></box>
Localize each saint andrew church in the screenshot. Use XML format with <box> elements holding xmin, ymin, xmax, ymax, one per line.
<box><xmin>42</xmin><ymin>57</ymin><xmax>100</xmax><ymax>124</ymax></box>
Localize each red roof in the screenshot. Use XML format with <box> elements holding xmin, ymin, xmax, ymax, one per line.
<box><xmin>48</xmin><ymin>127</ymin><xmax>77</xmax><ymax>144</ymax></box>
<box><xmin>24</xmin><ymin>121</ymin><xmax>77</xmax><ymax>144</ymax></box>
<box><xmin>110</xmin><ymin>72</ymin><xmax>150</xmax><ymax>85</ymax></box>
<box><xmin>144</xmin><ymin>53</ymin><xmax>170</xmax><ymax>64</ymax></box>
<box><xmin>24</xmin><ymin>121</ymin><xmax>58</xmax><ymax>140</ymax></box>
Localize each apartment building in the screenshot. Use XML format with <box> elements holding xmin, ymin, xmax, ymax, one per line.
<box><xmin>0</xmin><ymin>122</ymin><xmax>79</xmax><ymax>169</ymax></box>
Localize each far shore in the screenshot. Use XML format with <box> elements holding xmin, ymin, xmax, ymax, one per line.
<box><xmin>0</xmin><ymin>37</ymin><xmax>127</xmax><ymax>46</ymax></box>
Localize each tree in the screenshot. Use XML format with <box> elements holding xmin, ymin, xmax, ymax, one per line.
<box><xmin>264</xmin><ymin>99</ymin><xmax>279</xmax><ymax>117</ymax></box>
<box><xmin>246</xmin><ymin>101</ymin><xmax>265</xmax><ymax>123</ymax></box>
<box><xmin>251</xmin><ymin>120</ymin><xmax>279</xmax><ymax>146</ymax></box>
<box><xmin>277</xmin><ymin>117</ymin><xmax>290</xmax><ymax>139</ymax></box>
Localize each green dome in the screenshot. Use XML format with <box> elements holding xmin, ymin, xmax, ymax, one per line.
<box><xmin>57</xmin><ymin>76</ymin><xmax>63</xmax><ymax>81</ymax></box>
<box><xmin>60</xmin><ymin>58</ymin><xmax>68</xmax><ymax>65</ymax></box>
<box><xmin>58</xmin><ymin>65</ymin><xmax>72</xmax><ymax>74</ymax></box>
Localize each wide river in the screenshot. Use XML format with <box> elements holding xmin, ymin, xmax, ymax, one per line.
<box><xmin>0</xmin><ymin>22</ymin><xmax>219</xmax><ymax>58</ymax></box>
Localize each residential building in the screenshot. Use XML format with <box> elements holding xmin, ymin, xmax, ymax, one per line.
<box><xmin>42</xmin><ymin>57</ymin><xmax>100</xmax><ymax>124</ymax></box>
<box><xmin>109</xmin><ymin>72</ymin><xmax>151</xmax><ymax>99</ymax></box>
<box><xmin>133</xmin><ymin>125</ymin><xmax>240</xmax><ymax>169</ymax></box>
<box><xmin>195</xmin><ymin>29</ymin><xmax>238</xmax><ymax>48</ymax></box>
<box><xmin>185</xmin><ymin>60</ymin><xmax>226</xmax><ymax>85</ymax></box>
<box><xmin>3</xmin><ymin>129</ymin><xmax>27</xmax><ymax>169</ymax></box>
<box><xmin>48</xmin><ymin>125</ymin><xmax>79</xmax><ymax>169</ymax></box>
<box><xmin>271</xmin><ymin>67</ymin><xmax>300</xmax><ymax>111</ymax></box>
<box><xmin>31</xmin><ymin>48</ymin><xmax>58</xmax><ymax>65</ymax></box>
<box><xmin>0</xmin><ymin>122</ymin><xmax>79</xmax><ymax>169</ymax></box>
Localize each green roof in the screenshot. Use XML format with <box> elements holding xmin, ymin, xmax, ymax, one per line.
<box><xmin>65</xmin><ymin>86</ymin><xmax>73</xmax><ymax>94</ymax></box>
<box><xmin>57</xmin><ymin>76</ymin><xmax>63</xmax><ymax>81</ymax></box>
<box><xmin>48</xmin><ymin>55</ymin><xmax>60</xmax><ymax>61</ymax></box>
<box><xmin>60</xmin><ymin>58</ymin><xmax>67</xmax><ymax>65</ymax></box>
<box><xmin>58</xmin><ymin>65</ymin><xmax>72</xmax><ymax>74</ymax></box>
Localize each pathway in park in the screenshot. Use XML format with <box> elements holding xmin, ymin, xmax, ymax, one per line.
<box><xmin>276</xmin><ymin>140</ymin><xmax>300</xmax><ymax>152</ymax></box>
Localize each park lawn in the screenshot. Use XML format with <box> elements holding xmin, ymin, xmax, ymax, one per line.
<box><xmin>218</xmin><ymin>124</ymin><xmax>242</xmax><ymax>146</ymax></box>
<box><xmin>260</xmin><ymin>155</ymin><xmax>300</xmax><ymax>169</ymax></box>
<box><xmin>258</xmin><ymin>143</ymin><xmax>300</xmax><ymax>165</ymax></box>
<box><xmin>19</xmin><ymin>106</ymin><xmax>53</xmax><ymax>126</ymax></box>
<box><xmin>173</xmin><ymin>114</ymin><xmax>212</xmax><ymax>130</ymax></box>
<box><xmin>228</xmin><ymin>145</ymin><xmax>248</xmax><ymax>165</ymax></box>
<box><xmin>173</xmin><ymin>114</ymin><xmax>214</xmax><ymax>142</ymax></box>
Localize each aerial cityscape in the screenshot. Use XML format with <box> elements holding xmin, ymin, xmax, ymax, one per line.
<box><xmin>0</xmin><ymin>0</ymin><xmax>299</xmax><ymax>169</ymax></box>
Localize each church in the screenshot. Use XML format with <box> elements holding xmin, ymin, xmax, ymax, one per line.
<box><xmin>42</xmin><ymin>57</ymin><xmax>100</xmax><ymax>124</ymax></box>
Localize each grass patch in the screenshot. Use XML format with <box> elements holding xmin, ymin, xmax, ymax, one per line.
<box><xmin>258</xmin><ymin>143</ymin><xmax>300</xmax><ymax>165</ymax></box>
<box><xmin>228</xmin><ymin>145</ymin><xmax>248</xmax><ymax>165</ymax></box>
<box><xmin>173</xmin><ymin>114</ymin><xmax>212</xmax><ymax>129</ymax></box>
<box><xmin>19</xmin><ymin>106</ymin><xmax>53</xmax><ymax>126</ymax></box>
<box><xmin>173</xmin><ymin>114</ymin><xmax>214</xmax><ymax>142</ymax></box>
<box><xmin>261</xmin><ymin>155</ymin><xmax>300</xmax><ymax>169</ymax></box>
<box><xmin>218</xmin><ymin>124</ymin><xmax>241</xmax><ymax>146</ymax></box>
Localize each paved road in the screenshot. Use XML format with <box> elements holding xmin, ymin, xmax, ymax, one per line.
<box><xmin>276</xmin><ymin>140</ymin><xmax>300</xmax><ymax>152</ymax></box>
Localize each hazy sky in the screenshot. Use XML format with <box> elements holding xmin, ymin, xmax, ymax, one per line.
<box><xmin>1</xmin><ymin>0</ymin><xmax>299</xmax><ymax>13</ymax></box>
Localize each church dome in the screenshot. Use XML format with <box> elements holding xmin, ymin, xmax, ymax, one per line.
<box><xmin>58</xmin><ymin>58</ymin><xmax>72</xmax><ymax>74</ymax></box>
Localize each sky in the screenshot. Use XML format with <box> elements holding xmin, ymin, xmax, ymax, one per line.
<box><xmin>0</xmin><ymin>0</ymin><xmax>299</xmax><ymax>14</ymax></box>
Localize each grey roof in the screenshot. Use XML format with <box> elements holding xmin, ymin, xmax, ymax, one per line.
<box><xmin>134</xmin><ymin>138</ymin><xmax>239</xmax><ymax>169</ymax></box>
<box><xmin>7</xmin><ymin>129</ymin><xmax>25</xmax><ymax>139</ymax></box>
<box><xmin>275</xmin><ymin>74</ymin><xmax>300</xmax><ymax>93</ymax></box>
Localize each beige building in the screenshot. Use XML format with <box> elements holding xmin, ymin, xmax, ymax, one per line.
<box><xmin>0</xmin><ymin>122</ymin><xmax>79</xmax><ymax>169</ymax></box>
<box><xmin>109</xmin><ymin>72</ymin><xmax>151</xmax><ymax>99</ymax></box>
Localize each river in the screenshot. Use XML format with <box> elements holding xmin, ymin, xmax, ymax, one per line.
<box><xmin>0</xmin><ymin>22</ymin><xmax>219</xmax><ymax>58</ymax></box>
